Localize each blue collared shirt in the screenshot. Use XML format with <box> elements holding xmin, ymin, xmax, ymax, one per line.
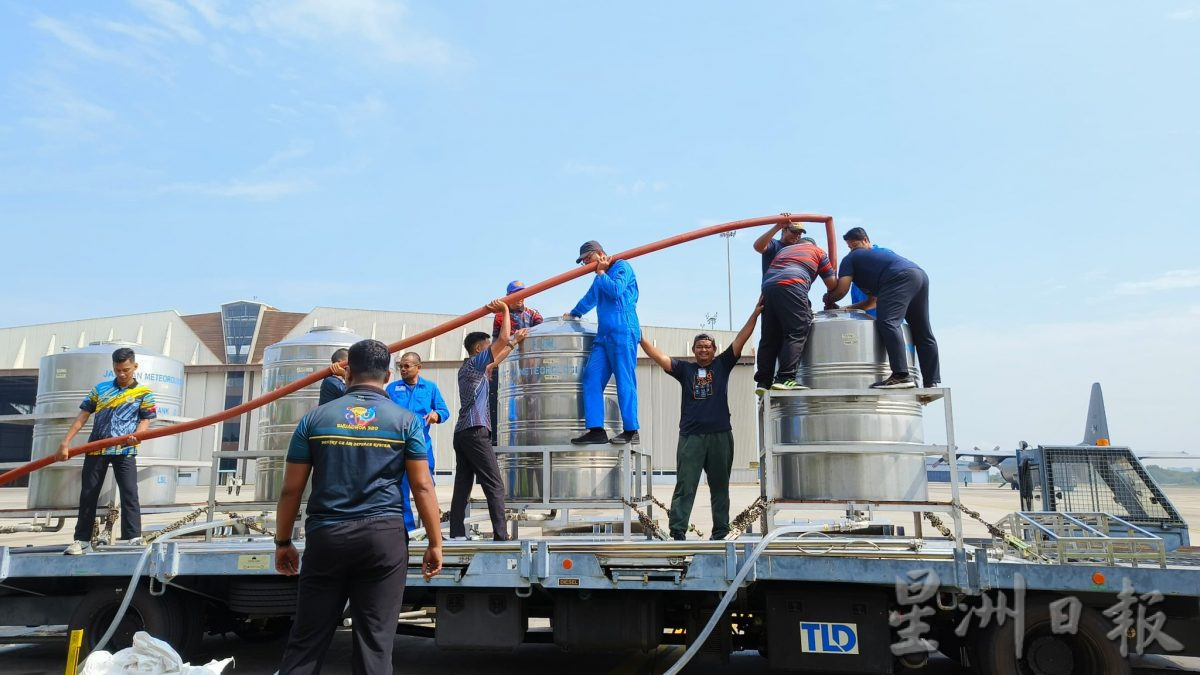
<box><xmin>384</xmin><ymin>376</ymin><xmax>450</xmax><ymax>449</ymax></box>
<box><xmin>570</xmin><ymin>259</ymin><xmax>640</xmax><ymax>343</ymax></box>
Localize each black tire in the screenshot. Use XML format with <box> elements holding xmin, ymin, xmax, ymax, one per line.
<box><xmin>68</xmin><ymin>586</ymin><xmax>188</xmax><ymax>658</ymax></box>
<box><xmin>976</xmin><ymin>598</ymin><xmax>1130</xmax><ymax>675</ymax></box>
<box><xmin>232</xmin><ymin>616</ymin><xmax>293</xmax><ymax>643</ymax></box>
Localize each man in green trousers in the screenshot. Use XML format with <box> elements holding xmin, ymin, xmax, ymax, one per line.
<box><xmin>639</xmin><ymin>302</ymin><xmax>761</xmax><ymax>540</ymax></box>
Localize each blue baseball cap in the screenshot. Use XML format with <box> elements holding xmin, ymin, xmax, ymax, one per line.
<box><xmin>506</xmin><ymin>280</ymin><xmax>525</xmax><ymax>295</ymax></box>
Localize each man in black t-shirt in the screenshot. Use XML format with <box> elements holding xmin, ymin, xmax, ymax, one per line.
<box><xmin>639</xmin><ymin>302</ymin><xmax>761</xmax><ymax>540</ymax></box>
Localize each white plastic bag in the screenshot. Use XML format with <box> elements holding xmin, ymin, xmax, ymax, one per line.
<box><xmin>76</xmin><ymin>631</ymin><xmax>233</xmax><ymax>675</ymax></box>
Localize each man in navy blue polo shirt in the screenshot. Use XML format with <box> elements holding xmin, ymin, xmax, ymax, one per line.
<box><xmin>639</xmin><ymin>302</ymin><xmax>761</xmax><ymax>540</ymax></box>
<box><xmin>824</xmin><ymin>229</ymin><xmax>941</xmax><ymax>389</ymax></box>
<box><xmin>386</xmin><ymin>351</ymin><xmax>450</xmax><ymax>531</ymax></box>
<box><xmin>274</xmin><ymin>339</ymin><xmax>442</xmax><ymax>675</ymax></box>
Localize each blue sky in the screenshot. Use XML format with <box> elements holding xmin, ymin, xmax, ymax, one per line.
<box><xmin>2</xmin><ymin>1</ymin><xmax>1199</xmax><ymax>456</ymax></box>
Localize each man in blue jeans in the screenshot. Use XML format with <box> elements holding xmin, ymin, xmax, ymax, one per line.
<box><xmin>564</xmin><ymin>240</ymin><xmax>641</xmax><ymax>445</ymax></box>
<box><xmin>824</xmin><ymin>230</ymin><xmax>941</xmax><ymax>389</ymax></box>
<box><xmin>386</xmin><ymin>351</ymin><xmax>450</xmax><ymax>531</ymax></box>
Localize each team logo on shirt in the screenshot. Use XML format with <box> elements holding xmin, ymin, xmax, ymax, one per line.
<box><xmin>344</xmin><ymin>406</ymin><xmax>377</xmax><ymax>427</ymax></box>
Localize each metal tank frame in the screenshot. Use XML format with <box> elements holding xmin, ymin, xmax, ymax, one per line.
<box><xmin>757</xmin><ymin>387</ymin><xmax>965</xmax><ymax>547</ymax></box>
<box><xmin>483</xmin><ymin>319</ymin><xmax>657</xmax><ymax>540</ymax></box>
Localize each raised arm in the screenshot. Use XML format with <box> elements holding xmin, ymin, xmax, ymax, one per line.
<box><xmin>492</xmin><ymin>328</ymin><xmax>529</xmax><ymax>366</ymax></box>
<box><xmin>639</xmin><ymin>336</ymin><xmax>672</xmax><ymax>372</ymax></box>
<box><xmin>753</xmin><ymin>223</ymin><xmax>785</xmax><ymax>253</ymax></box>
<box><xmin>591</xmin><ymin>256</ymin><xmax>635</xmax><ymax>299</ymax></box>
<box><xmin>731</xmin><ymin>299</ymin><xmax>764</xmax><ymax>358</ymax></box>
<box><xmin>488</xmin><ymin>299</ymin><xmax>511</xmax><ymax>361</ymax></box>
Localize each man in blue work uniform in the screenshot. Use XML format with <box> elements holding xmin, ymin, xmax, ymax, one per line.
<box><xmin>274</xmin><ymin>339</ymin><xmax>442</xmax><ymax>675</ymax></box>
<box><xmin>385</xmin><ymin>351</ymin><xmax>450</xmax><ymax>531</ymax></box>
<box><xmin>824</xmin><ymin>230</ymin><xmax>941</xmax><ymax>389</ymax></box>
<box><xmin>842</xmin><ymin>227</ymin><xmax>893</xmax><ymax>317</ymax></box>
<box><xmin>317</xmin><ymin>348</ymin><xmax>348</xmax><ymax>405</ymax></box>
<box><xmin>564</xmin><ymin>240</ymin><xmax>641</xmax><ymax>445</ymax></box>
<box><xmin>56</xmin><ymin>347</ymin><xmax>157</xmax><ymax>555</ymax></box>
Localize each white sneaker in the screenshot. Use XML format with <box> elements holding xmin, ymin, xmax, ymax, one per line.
<box><xmin>64</xmin><ymin>541</ymin><xmax>88</xmax><ymax>556</ymax></box>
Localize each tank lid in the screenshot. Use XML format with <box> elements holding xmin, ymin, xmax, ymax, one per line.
<box><xmin>308</xmin><ymin>326</ymin><xmax>358</xmax><ymax>334</ymax></box>
<box><xmin>526</xmin><ymin>317</ymin><xmax>598</xmax><ymax>337</ymax></box>
<box><xmin>813</xmin><ymin>309</ymin><xmax>876</xmax><ymax>322</ymax></box>
<box><xmin>50</xmin><ymin>342</ymin><xmax>169</xmax><ymax>359</ymax></box>
<box><xmin>266</xmin><ymin>325</ymin><xmax>365</xmax><ymax>350</ymax></box>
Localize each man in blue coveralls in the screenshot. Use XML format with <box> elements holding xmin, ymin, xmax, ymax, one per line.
<box><xmin>385</xmin><ymin>351</ymin><xmax>450</xmax><ymax>531</ymax></box>
<box><xmin>563</xmin><ymin>240</ymin><xmax>641</xmax><ymax>445</ymax></box>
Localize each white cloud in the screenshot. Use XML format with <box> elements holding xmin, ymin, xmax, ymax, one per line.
<box><xmin>1114</xmin><ymin>269</ymin><xmax>1200</xmax><ymax>295</ymax></box>
<box><xmin>19</xmin><ymin>76</ymin><xmax>117</xmax><ymax>139</ymax></box>
<box><xmin>33</xmin><ymin>16</ymin><xmax>130</xmax><ymax>64</ymax></box>
<box><xmin>1168</xmin><ymin>8</ymin><xmax>1200</xmax><ymax>21</ymax></box>
<box><xmin>164</xmin><ymin>178</ymin><xmax>308</xmax><ymax>200</ymax></box>
<box><xmin>256</xmin><ymin>139</ymin><xmax>315</xmax><ymax>173</ymax></box>
<box><xmin>131</xmin><ymin>0</ymin><xmax>204</xmax><ymax>44</ymax></box>
<box><xmin>563</xmin><ymin>161</ymin><xmax>618</xmax><ymax>176</ymax></box>
<box><xmin>246</xmin><ymin>0</ymin><xmax>452</xmax><ymax>66</ymax></box>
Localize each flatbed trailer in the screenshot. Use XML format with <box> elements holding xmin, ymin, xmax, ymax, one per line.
<box><xmin>2</xmin><ymin>525</ymin><xmax>1199</xmax><ymax>673</ymax></box>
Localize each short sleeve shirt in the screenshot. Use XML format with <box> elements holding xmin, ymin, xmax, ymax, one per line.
<box><xmin>838</xmin><ymin>247</ymin><xmax>920</xmax><ymax>296</ymax></box>
<box><xmin>668</xmin><ymin>348</ymin><xmax>737</xmax><ymax>435</ymax></box>
<box><xmin>455</xmin><ymin>349</ymin><xmax>495</xmax><ymax>432</ymax></box>
<box><xmin>81</xmin><ymin>379</ymin><xmax>157</xmax><ymax>455</ymax></box>
<box><xmin>286</xmin><ymin>385</ymin><xmax>428</xmax><ymax>530</ymax></box>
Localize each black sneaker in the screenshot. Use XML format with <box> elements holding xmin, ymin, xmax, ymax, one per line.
<box><xmin>571</xmin><ymin>428</ymin><xmax>610</xmax><ymax>445</ymax></box>
<box><xmin>609</xmin><ymin>430</ymin><xmax>640</xmax><ymax>445</ymax></box>
<box><xmin>871</xmin><ymin>374</ymin><xmax>916</xmax><ymax>389</ymax></box>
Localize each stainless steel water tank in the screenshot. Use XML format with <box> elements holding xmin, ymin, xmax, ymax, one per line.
<box><xmin>770</xmin><ymin>310</ymin><xmax>928</xmax><ymax>501</ymax></box>
<box><xmin>495</xmin><ymin>319</ymin><xmax>622</xmax><ymax>501</ymax></box>
<box><xmin>28</xmin><ymin>342</ymin><xmax>186</xmax><ymax>509</ymax></box>
<box><xmin>256</xmin><ymin>326</ymin><xmax>363</xmax><ymax>501</ymax></box>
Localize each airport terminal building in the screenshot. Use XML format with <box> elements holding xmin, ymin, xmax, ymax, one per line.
<box><xmin>0</xmin><ymin>300</ymin><xmax>758</xmax><ymax>489</ymax></box>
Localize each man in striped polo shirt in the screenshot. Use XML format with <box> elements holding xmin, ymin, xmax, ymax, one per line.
<box><xmin>754</xmin><ymin>224</ymin><xmax>837</xmax><ymax>391</ymax></box>
<box><xmin>56</xmin><ymin>346</ymin><xmax>157</xmax><ymax>555</ymax></box>
<box><xmin>449</xmin><ymin>299</ymin><xmax>528</xmax><ymax>541</ymax></box>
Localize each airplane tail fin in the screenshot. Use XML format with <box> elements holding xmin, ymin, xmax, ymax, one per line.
<box><xmin>1082</xmin><ymin>382</ymin><xmax>1110</xmax><ymax>445</ymax></box>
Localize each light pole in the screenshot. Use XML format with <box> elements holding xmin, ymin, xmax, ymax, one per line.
<box><xmin>719</xmin><ymin>231</ymin><xmax>735</xmax><ymax>330</ymax></box>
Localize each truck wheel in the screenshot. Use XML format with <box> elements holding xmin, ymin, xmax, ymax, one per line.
<box><xmin>976</xmin><ymin>599</ymin><xmax>1129</xmax><ymax>675</ymax></box>
<box><xmin>68</xmin><ymin>586</ymin><xmax>186</xmax><ymax>657</ymax></box>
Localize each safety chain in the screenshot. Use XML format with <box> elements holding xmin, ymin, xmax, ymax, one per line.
<box><xmin>924</xmin><ymin>505</ymin><xmax>1043</xmax><ymax>560</ymax></box>
<box><xmin>725</xmin><ymin>496</ymin><xmax>776</xmax><ymax>540</ymax></box>
<box><xmin>621</xmin><ymin>497</ymin><xmax>668</xmax><ymax>540</ymax></box>
<box><xmin>222</xmin><ymin>511</ymin><xmax>275</xmax><ymax>538</ymax></box>
<box><xmin>143</xmin><ymin>506</ymin><xmax>209</xmax><ymax>544</ymax></box>
<box><xmin>90</xmin><ymin>506</ymin><xmax>121</xmax><ymax>545</ymax></box>
<box><xmin>640</xmin><ymin>495</ymin><xmax>706</xmax><ymax>539</ymax></box>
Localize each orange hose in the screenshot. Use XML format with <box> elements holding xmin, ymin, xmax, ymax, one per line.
<box><xmin>0</xmin><ymin>212</ymin><xmax>834</xmax><ymax>487</ymax></box>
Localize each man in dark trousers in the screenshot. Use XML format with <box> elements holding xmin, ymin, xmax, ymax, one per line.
<box><xmin>449</xmin><ymin>300</ymin><xmax>528</xmax><ymax>541</ymax></box>
<box><xmin>752</xmin><ymin>223</ymin><xmax>836</xmax><ymax>392</ymax></box>
<box><xmin>57</xmin><ymin>347</ymin><xmax>157</xmax><ymax>555</ymax></box>
<box><xmin>824</xmin><ymin>228</ymin><xmax>941</xmax><ymax>389</ymax></box>
<box><xmin>274</xmin><ymin>339</ymin><xmax>443</xmax><ymax>675</ymax></box>
<box><xmin>639</xmin><ymin>302</ymin><xmax>761</xmax><ymax>540</ymax></box>
<box><xmin>317</xmin><ymin>348</ymin><xmax>348</xmax><ymax>405</ymax></box>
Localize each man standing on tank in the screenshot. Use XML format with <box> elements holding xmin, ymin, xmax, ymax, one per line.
<box><xmin>639</xmin><ymin>302</ymin><xmax>762</xmax><ymax>540</ymax></box>
<box><xmin>489</xmin><ymin>280</ymin><xmax>543</xmax><ymax>444</ymax></box>
<box><xmin>563</xmin><ymin>240</ymin><xmax>642</xmax><ymax>445</ymax></box>
<box><xmin>824</xmin><ymin>228</ymin><xmax>940</xmax><ymax>389</ymax></box>
<box><xmin>386</xmin><ymin>352</ymin><xmax>450</xmax><ymax>531</ymax></box>
<box><xmin>752</xmin><ymin>223</ymin><xmax>837</xmax><ymax>392</ymax></box>
<box><xmin>450</xmin><ymin>300</ymin><xmax>528</xmax><ymax>541</ymax></box>
<box><xmin>56</xmin><ymin>347</ymin><xmax>157</xmax><ymax>555</ymax></box>
<box><xmin>274</xmin><ymin>339</ymin><xmax>442</xmax><ymax>675</ymax></box>
<box><xmin>317</xmin><ymin>348</ymin><xmax>348</xmax><ymax>406</ymax></box>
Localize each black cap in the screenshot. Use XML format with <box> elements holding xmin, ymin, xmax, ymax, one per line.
<box><xmin>843</xmin><ymin>227</ymin><xmax>869</xmax><ymax>242</ymax></box>
<box><xmin>576</xmin><ymin>240</ymin><xmax>603</xmax><ymax>263</ymax></box>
